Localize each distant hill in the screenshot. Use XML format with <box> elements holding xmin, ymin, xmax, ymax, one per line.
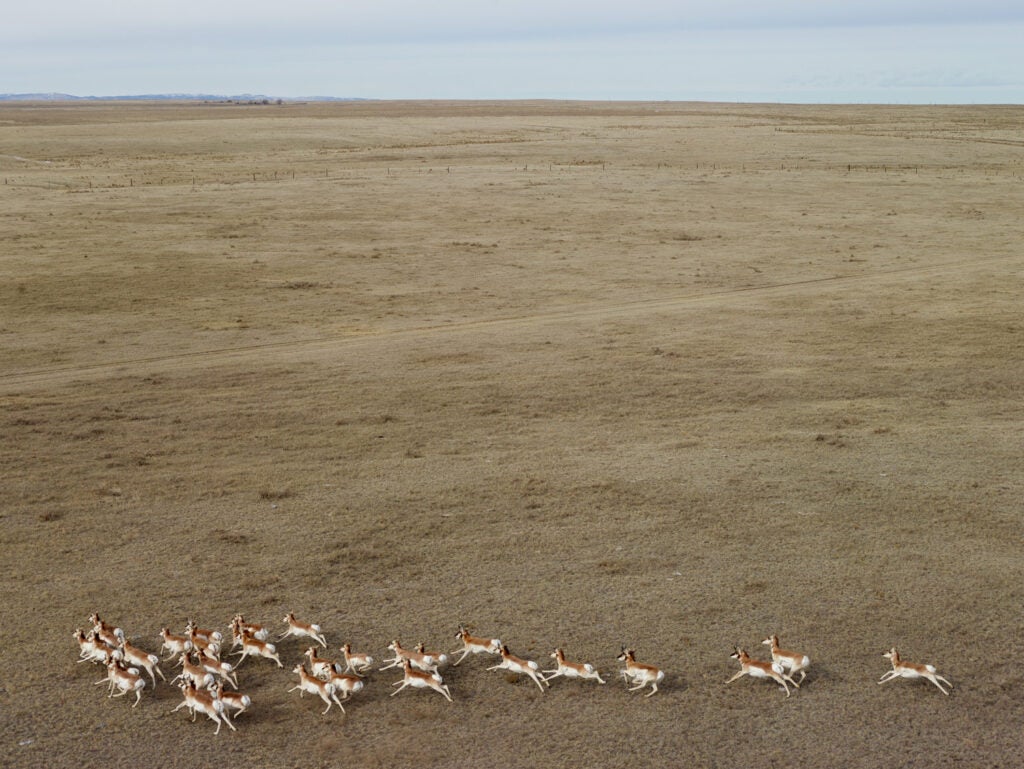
<box><xmin>0</xmin><ymin>93</ymin><xmax>365</xmax><ymax>102</ymax></box>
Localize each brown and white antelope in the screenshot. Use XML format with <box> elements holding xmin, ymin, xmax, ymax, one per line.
<box><xmin>544</xmin><ymin>648</ymin><xmax>606</xmax><ymax>684</ymax></box>
<box><xmin>289</xmin><ymin>664</ymin><xmax>344</xmax><ymax>714</ymax></box>
<box><xmin>210</xmin><ymin>681</ymin><xmax>251</xmax><ymax>717</ymax></box>
<box><xmin>280</xmin><ymin>612</ymin><xmax>327</xmax><ymax>648</ymax></box>
<box><xmin>90</xmin><ymin>613</ymin><xmax>125</xmax><ymax>649</ymax></box>
<box><xmin>173</xmin><ymin>680</ymin><xmax>235</xmax><ymax>734</ymax></box>
<box><xmin>171</xmin><ymin>653</ymin><xmax>216</xmax><ymax>690</ymax></box>
<box><xmin>186</xmin><ymin>625</ymin><xmax>221</xmax><ymax>660</ymax></box>
<box><xmin>390</xmin><ymin>657</ymin><xmax>452</xmax><ymax>702</ymax></box>
<box><xmin>879</xmin><ymin>648</ymin><xmax>952</xmax><ymax>695</ymax></box>
<box><xmin>762</xmin><ymin>635</ymin><xmax>810</xmax><ymax>686</ymax></box>
<box><xmin>340</xmin><ymin>642</ymin><xmax>374</xmax><ymax>675</ymax></box>
<box><xmin>305</xmin><ymin>646</ymin><xmax>341</xmax><ymax>680</ymax></box>
<box><xmin>415</xmin><ymin>642</ymin><xmax>449</xmax><ymax>668</ymax></box>
<box><xmin>232</xmin><ymin>630</ymin><xmax>283</xmax><ymax>667</ymax></box>
<box><xmin>727</xmin><ymin>647</ymin><xmax>795</xmax><ymax>697</ymax></box>
<box><xmin>451</xmin><ymin>626</ymin><xmax>501</xmax><ymax>666</ymax></box>
<box><xmin>185</xmin><ymin>619</ymin><xmax>223</xmax><ymax>645</ymax></box>
<box><xmin>101</xmin><ymin>659</ymin><xmax>146</xmax><ymax>707</ymax></box>
<box><xmin>617</xmin><ymin>647</ymin><xmax>665</xmax><ymax>697</ymax></box>
<box><xmin>229</xmin><ymin>615</ymin><xmax>268</xmax><ymax>648</ymax></box>
<box><xmin>381</xmin><ymin>639</ymin><xmax>439</xmax><ymax>673</ymax></box>
<box><xmin>119</xmin><ymin>639</ymin><xmax>166</xmax><ymax>686</ymax></box>
<box><xmin>75</xmin><ymin>629</ymin><xmax>112</xmax><ymax>664</ymax></box>
<box><xmin>197</xmin><ymin>650</ymin><xmax>239</xmax><ymax>688</ymax></box>
<box><xmin>325</xmin><ymin>669</ymin><xmax>365</xmax><ymax>702</ymax></box>
<box><xmin>159</xmin><ymin>627</ymin><xmax>193</xmax><ymax>660</ymax></box>
<box><xmin>488</xmin><ymin>644</ymin><xmax>548</xmax><ymax>692</ymax></box>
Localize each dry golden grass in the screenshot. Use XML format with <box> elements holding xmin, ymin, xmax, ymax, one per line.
<box><xmin>2</xmin><ymin>100</ymin><xmax>1023</xmax><ymax>767</ymax></box>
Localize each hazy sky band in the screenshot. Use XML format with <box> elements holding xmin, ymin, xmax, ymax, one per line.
<box><xmin>4</xmin><ymin>2</ymin><xmax>1023</xmax><ymax>102</ymax></box>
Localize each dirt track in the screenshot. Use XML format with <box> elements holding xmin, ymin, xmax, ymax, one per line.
<box><xmin>1</xmin><ymin>100</ymin><xmax>1023</xmax><ymax>768</ymax></box>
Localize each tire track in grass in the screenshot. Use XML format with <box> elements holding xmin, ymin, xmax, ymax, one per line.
<box><xmin>1</xmin><ymin>253</ymin><xmax>1016</xmax><ymax>391</ymax></box>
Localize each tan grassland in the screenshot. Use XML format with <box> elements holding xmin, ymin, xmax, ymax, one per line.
<box><xmin>1</xmin><ymin>100</ymin><xmax>1023</xmax><ymax>768</ymax></box>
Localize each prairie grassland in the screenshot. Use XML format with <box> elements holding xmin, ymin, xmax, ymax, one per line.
<box><xmin>1</xmin><ymin>100</ymin><xmax>1022</xmax><ymax>768</ymax></box>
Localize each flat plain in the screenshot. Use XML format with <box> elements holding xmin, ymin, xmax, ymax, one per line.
<box><xmin>1</xmin><ymin>100</ymin><xmax>1022</xmax><ymax>768</ymax></box>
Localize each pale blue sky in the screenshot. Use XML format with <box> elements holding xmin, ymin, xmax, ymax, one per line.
<box><xmin>3</xmin><ymin>1</ymin><xmax>1023</xmax><ymax>102</ymax></box>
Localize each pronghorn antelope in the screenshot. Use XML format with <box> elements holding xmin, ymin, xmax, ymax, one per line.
<box><xmin>415</xmin><ymin>642</ymin><xmax>449</xmax><ymax>668</ymax></box>
<box><xmin>172</xmin><ymin>653</ymin><xmax>216</xmax><ymax>690</ymax></box>
<box><xmin>325</xmin><ymin>669</ymin><xmax>365</xmax><ymax>702</ymax></box>
<box><xmin>197</xmin><ymin>651</ymin><xmax>239</xmax><ymax>688</ymax></box>
<box><xmin>381</xmin><ymin>639</ymin><xmax>439</xmax><ymax>673</ymax></box>
<box><xmin>119</xmin><ymin>639</ymin><xmax>166</xmax><ymax>686</ymax></box>
<box><xmin>727</xmin><ymin>647</ymin><xmax>795</xmax><ymax>697</ymax></box>
<box><xmin>879</xmin><ymin>648</ymin><xmax>952</xmax><ymax>695</ymax></box>
<box><xmin>232</xmin><ymin>630</ymin><xmax>283</xmax><ymax>667</ymax></box>
<box><xmin>229</xmin><ymin>615</ymin><xmax>268</xmax><ymax>648</ymax></box>
<box><xmin>185</xmin><ymin>619</ymin><xmax>223</xmax><ymax>645</ymax></box>
<box><xmin>289</xmin><ymin>664</ymin><xmax>344</xmax><ymax>714</ymax></box>
<box><xmin>95</xmin><ymin>659</ymin><xmax>132</xmax><ymax>694</ymax></box>
<box><xmin>89</xmin><ymin>613</ymin><xmax>125</xmax><ymax>649</ymax></box>
<box><xmin>173</xmin><ymin>680</ymin><xmax>235</xmax><ymax>733</ymax></box>
<box><xmin>305</xmin><ymin>646</ymin><xmax>340</xmax><ymax>680</ymax></box>
<box><xmin>75</xmin><ymin>629</ymin><xmax>113</xmax><ymax>664</ymax></box>
<box><xmin>488</xmin><ymin>644</ymin><xmax>548</xmax><ymax>692</ymax></box>
<box><xmin>762</xmin><ymin>635</ymin><xmax>810</xmax><ymax>686</ymax></box>
<box><xmin>101</xmin><ymin>659</ymin><xmax>146</xmax><ymax>707</ymax></box>
<box><xmin>544</xmin><ymin>648</ymin><xmax>606</xmax><ymax>684</ymax></box>
<box><xmin>159</xmin><ymin>627</ymin><xmax>193</xmax><ymax>660</ymax></box>
<box><xmin>186</xmin><ymin>625</ymin><xmax>221</xmax><ymax>660</ymax></box>
<box><xmin>280</xmin><ymin>612</ymin><xmax>327</xmax><ymax>648</ymax></box>
<box><xmin>617</xmin><ymin>648</ymin><xmax>665</xmax><ymax>697</ymax></box>
<box><xmin>340</xmin><ymin>642</ymin><xmax>374</xmax><ymax>675</ymax></box>
<box><xmin>210</xmin><ymin>681</ymin><xmax>251</xmax><ymax>717</ymax></box>
<box><xmin>390</xmin><ymin>658</ymin><xmax>452</xmax><ymax>702</ymax></box>
<box><xmin>451</xmin><ymin>626</ymin><xmax>501</xmax><ymax>666</ymax></box>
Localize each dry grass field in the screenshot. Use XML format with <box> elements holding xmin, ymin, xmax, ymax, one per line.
<box><xmin>1</xmin><ymin>100</ymin><xmax>1023</xmax><ymax>768</ymax></box>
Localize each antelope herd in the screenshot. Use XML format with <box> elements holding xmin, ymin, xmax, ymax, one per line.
<box><xmin>75</xmin><ymin>612</ymin><xmax>954</xmax><ymax>733</ymax></box>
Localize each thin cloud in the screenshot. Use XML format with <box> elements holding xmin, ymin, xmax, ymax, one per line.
<box><xmin>6</xmin><ymin>1</ymin><xmax>1024</xmax><ymax>44</ymax></box>
<box><xmin>3</xmin><ymin>2</ymin><xmax>1022</xmax><ymax>101</ymax></box>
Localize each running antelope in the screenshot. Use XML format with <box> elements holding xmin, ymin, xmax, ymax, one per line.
<box><xmin>879</xmin><ymin>648</ymin><xmax>952</xmax><ymax>695</ymax></box>
<box><xmin>488</xmin><ymin>644</ymin><xmax>548</xmax><ymax>692</ymax></box>
<box><xmin>89</xmin><ymin>613</ymin><xmax>125</xmax><ymax>649</ymax></box>
<box><xmin>211</xmin><ymin>681</ymin><xmax>251</xmax><ymax>717</ymax></box>
<box><xmin>280</xmin><ymin>613</ymin><xmax>327</xmax><ymax>648</ymax></box>
<box><xmin>305</xmin><ymin>646</ymin><xmax>341</xmax><ymax>680</ymax></box>
<box><xmin>197</xmin><ymin>651</ymin><xmax>239</xmax><ymax>688</ymax></box>
<box><xmin>173</xmin><ymin>680</ymin><xmax>235</xmax><ymax>734</ymax></box>
<box><xmin>75</xmin><ymin>629</ymin><xmax>112</xmax><ymax>664</ymax></box>
<box><xmin>451</xmin><ymin>626</ymin><xmax>501</xmax><ymax>665</ymax></box>
<box><xmin>727</xmin><ymin>647</ymin><xmax>795</xmax><ymax>697</ymax></box>
<box><xmin>101</xmin><ymin>659</ymin><xmax>146</xmax><ymax>707</ymax></box>
<box><xmin>229</xmin><ymin>615</ymin><xmax>268</xmax><ymax>648</ymax></box>
<box><xmin>185</xmin><ymin>619</ymin><xmax>223</xmax><ymax>645</ymax></box>
<box><xmin>171</xmin><ymin>653</ymin><xmax>215</xmax><ymax>690</ymax></box>
<box><xmin>390</xmin><ymin>657</ymin><xmax>452</xmax><ymax>702</ymax></box>
<box><xmin>340</xmin><ymin>642</ymin><xmax>374</xmax><ymax>675</ymax></box>
<box><xmin>415</xmin><ymin>642</ymin><xmax>449</xmax><ymax>668</ymax></box>
<box><xmin>186</xmin><ymin>625</ymin><xmax>221</xmax><ymax>659</ymax></box>
<box><xmin>232</xmin><ymin>630</ymin><xmax>283</xmax><ymax>667</ymax></box>
<box><xmin>762</xmin><ymin>635</ymin><xmax>811</xmax><ymax>686</ymax></box>
<box><xmin>325</xmin><ymin>670</ymin><xmax>365</xmax><ymax>702</ymax></box>
<box><xmin>381</xmin><ymin>640</ymin><xmax>439</xmax><ymax>673</ymax></box>
<box><xmin>617</xmin><ymin>647</ymin><xmax>665</xmax><ymax>697</ymax></box>
<box><xmin>544</xmin><ymin>648</ymin><xmax>606</xmax><ymax>684</ymax></box>
<box><xmin>119</xmin><ymin>639</ymin><xmax>166</xmax><ymax>686</ymax></box>
<box><xmin>159</xmin><ymin>627</ymin><xmax>193</xmax><ymax>660</ymax></box>
<box><xmin>289</xmin><ymin>664</ymin><xmax>344</xmax><ymax>714</ymax></box>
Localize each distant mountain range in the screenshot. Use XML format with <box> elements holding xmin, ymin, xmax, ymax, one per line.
<box><xmin>0</xmin><ymin>93</ymin><xmax>364</xmax><ymax>102</ymax></box>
